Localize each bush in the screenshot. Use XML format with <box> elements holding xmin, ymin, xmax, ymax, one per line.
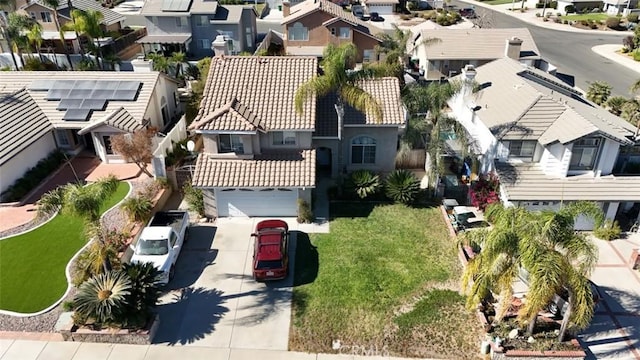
<box><xmin>594</xmin><ymin>220</ymin><xmax>621</xmax><ymax>241</ymax></box>
<box><xmin>1</xmin><ymin>150</ymin><xmax>66</xmax><ymax>202</ymax></box>
<box><xmin>297</xmin><ymin>199</ymin><xmax>313</xmax><ymax>224</ymax></box>
<box><xmin>182</xmin><ymin>182</ymin><xmax>205</xmax><ymax>217</ymax></box>
<box><xmin>564</xmin><ymin>4</ymin><xmax>575</xmax><ymax>13</ymax></box>
<box><xmin>634</xmin><ymin>50</ymin><xmax>640</xmax><ymax>61</ymax></box>
<box><xmin>606</xmin><ymin>16</ymin><xmax>620</xmax><ymax>28</ymax></box>
<box><xmin>120</xmin><ymin>262</ymin><xmax>162</xmax><ymax>328</ymax></box>
<box><xmin>347</xmin><ymin>170</ymin><xmax>381</xmax><ymax>199</ymax></box>
<box><xmin>469</xmin><ymin>173</ymin><xmax>500</xmax><ymax>211</ymax></box>
<box><xmin>535</xmin><ymin>2</ymin><xmax>544</xmax><ymax>8</ymax></box>
<box><xmin>385</xmin><ymin>170</ymin><xmax>420</xmax><ymax>205</ymax></box>
<box><xmin>536</xmin><ymin>12</ymin><xmax>541</xmax><ymax>17</ymax></box>
<box><xmin>549</xmin><ymin>0</ymin><xmax>557</xmax><ymax>8</ymax></box>
<box><xmin>628</xmin><ymin>13</ymin><xmax>639</xmax><ymax>23</ymax></box>
<box><xmin>120</xmin><ymin>196</ymin><xmax>153</xmax><ymax>223</ymax></box>
<box><xmin>73</xmin><ymin>271</ymin><xmax>132</xmax><ymax>327</ymax></box>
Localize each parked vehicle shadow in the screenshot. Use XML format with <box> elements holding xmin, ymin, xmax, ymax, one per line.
<box><xmin>152</xmin><ymin>286</ymin><xmax>229</xmax><ymax>345</ymax></box>
<box><xmin>164</xmin><ymin>225</ymin><xmax>217</xmax><ymax>292</ymax></box>
<box><xmin>292</xmin><ymin>231</ymin><xmax>318</xmax><ymax>287</ymax></box>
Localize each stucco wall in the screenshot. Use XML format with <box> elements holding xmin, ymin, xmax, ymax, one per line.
<box><xmin>596</xmin><ymin>138</ymin><xmax>620</xmax><ymax>175</ymax></box>
<box><xmin>0</xmin><ymin>133</ymin><xmax>56</xmax><ymax>194</ymax></box>
<box><xmin>342</xmin><ymin>126</ymin><xmax>399</xmax><ymax>173</ymax></box>
<box><xmin>313</xmin><ymin>138</ymin><xmax>340</xmax><ymax>176</ymax></box>
<box><xmin>259</xmin><ymin>131</ymin><xmax>312</xmax><ymax>151</ymax></box>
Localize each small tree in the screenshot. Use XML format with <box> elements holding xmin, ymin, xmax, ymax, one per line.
<box><xmin>110</xmin><ymin>128</ymin><xmax>156</xmax><ymax>177</ymax></box>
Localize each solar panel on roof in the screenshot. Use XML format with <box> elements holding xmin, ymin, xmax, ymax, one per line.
<box><xmin>29</xmin><ymin>80</ymin><xmax>55</xmax><ymax>91</ymax></box>
<box><xmin>112</xmin><ymin>90</ymin><xmax>139</xmax><ymax>101</ymax></box>
<box><xmin>67</xmin><ymin>89</ymin><xmax>91</xmax><ymax>99</ymax></box>
<box><xmin>46</xmin><ymin>89</ymin><xmax>70</xmax><ymax>100</ymax></box>
<box><xmin>63</xmin><ymin>109</ymin><xmax>92</xmax><ymax>121</ymax></box>
<box><xmin>101</xmin><ymin>81</ymin><xmax>121</xmax><ymax>90</ymax></box>
<box><xmin>57</xmin><ymin>99</ymin><xmax>83</xmax><ymax>110</ymax></box>
<box><xmin>52</xmin><ymin>80</ymin><xmax>76</xmax><ymax>89</ymax></box>
<box><xmin>117</xmin><ymin>81</ymin><xmax>141</xmax><ymax>91</ymax></box>
<box><xmin>91</xmin><ymin>89</ymin><xmax>116</xmax><ymax>99</ymax></box>
<box><xmin>80</xmin><ymin>99</ymin><xmax>107</xmax><ymax>110</ymax></box>
<box><xmin>75</xmin><ymin>80</ymin><xmax>97</xmax><ymax>89</ymax></box>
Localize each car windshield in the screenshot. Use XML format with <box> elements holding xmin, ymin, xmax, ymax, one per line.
<box><xmin>137</xmin><ymin>239</ymin><xmax>169</xmax><ymax>255</ymax></box>
<box><xmin>256</xmin><ymin>260</ymin><xmax>283</xmax><ymax>270</ymax></box>
<box><xmin>465</xmin><ymin>221</ymin><xmax>490</xmax><ymax>229</ymax></box>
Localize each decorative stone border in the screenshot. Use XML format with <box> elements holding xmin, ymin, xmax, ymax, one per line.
<box><xmin>58</xmin><ymin>313</ymin><xmax>160</xmax><ymax>345</ymax></box>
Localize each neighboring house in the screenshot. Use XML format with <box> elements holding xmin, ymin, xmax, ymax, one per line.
<box><xmin>448</xmin><ymin>58</ymin><xmax>640</xmax><ymax>230</ymax></box>
<box><xmin>188</xmin><ymin>55</ymin><xmax>406</xmax><ymax>218</ymax></box>
<box><xmin>0</xmin><ymin>71</ymin><xmax>181</xmax><ymax>164</ymax></box>
<box><xmin>363</xmin><ymin>0</ymin><xmax>398</xmax><ymax>14</ymax></box>
<box><xmin>16</xmin><ymin>0</ymin><xmax>125</xmax><ymax>55</ymax></box>
<box><xmin>555</xmin><ymin>0</ymin><xmax>603</xmax><ymax>13</ymax></box>
<box><xmin>603</xmin><ymin>0</ymin><xmax>637</xmax><ymax>14</ymax></box>
<box><xmin>410</xmin><ymin>28</ymin><xmax>541</xmax><ymax>81</ymax></box>
<box><xmin>137</xmin><ymin>0</ymin><xmax>257</xmax><ymax>59</ymax></box>
<box><xmin>281</xmin><ymin>0</ymin><xmax>383</xmax><ymax>62</ymax></box>
<box><xmin>0</xmin><ymin>88</ymin><xmax>55</xmax><ymax>195</ymax></box>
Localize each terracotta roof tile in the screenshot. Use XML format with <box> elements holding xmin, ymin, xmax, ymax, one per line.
<box><xmin>192</xmin><ymin>149</ymin><xmax>316</xmax><ymax>188</ymax></box>
<box><xmin>191</xmin><ymin>56</ymin><xmax>317</xmax><ymax>132</ymax></box>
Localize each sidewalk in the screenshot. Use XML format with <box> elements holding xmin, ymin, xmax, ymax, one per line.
<box><xmin>0</xmin><ymin>341</ymin><xmax>437</xmax><ymax>360</ymax></box>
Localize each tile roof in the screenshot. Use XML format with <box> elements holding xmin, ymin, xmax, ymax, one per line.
<box><xmin>364</xmin><ymin>0</ymin><xmax>399</xmax><ymax>4</ymax></box>
<box><xmin>78</xmin><ymin>107</ymin><xmax>143</xmax><ymax>135</ymax></box>
<box><xmin>55</xmin><ymin>0</ymin><xmax>126</xmax><ymax>26</ymax></box>
<box><xmin>192</xmin><ymin>149</ymin><xmax>316</xmax><ymax>187</ymax></box>
<box><xmin>282</xmin><ymin>0</ymin><xmax>382</xmax><ymax>38</ymax></box>
<box><xmin>191</xmin><ymin>56</ymin><xmax>318</xmax><ymax>132</ymax></box>
<box><xmin>0</xmin><ymin>89</ymin><xmax>52</xmax><ymax>166</ymax></box>
<box><xmin>413</xmin><ymin>28</ymin><xmax>540</xmax><ymax>60</ymax></box>
<box><xmin>453</xmin><ymin>58</ymin><xmax>636</xmax><ymax>145</ymax></box>
<box><xmin>496</xmin><ymin>162</ymin><xmax>640</xmax><ymax>201</ymax></box>
<box><xmin>314</xmin><ymin>77</ymin><xmax>405</xmax><ymax>137</ymax></box>
<box><xmin>0</xmin><ymin>71</ymin><xmax>164</xmax><ymax>129</ymax></box>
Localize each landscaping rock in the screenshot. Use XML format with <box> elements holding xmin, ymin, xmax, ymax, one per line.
<box><xmin>508</xmin><ymin>329</ymin><xmax>519</xmax><ymax>339</ymax></box>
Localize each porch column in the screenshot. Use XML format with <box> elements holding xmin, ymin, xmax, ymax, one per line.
<box><xmin>605</xmin><ymin>202</ymin><xmax>619</xmax><ymax>221</ymax></box>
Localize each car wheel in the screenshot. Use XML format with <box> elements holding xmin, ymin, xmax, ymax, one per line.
<box><xmin>547</xmin><ymin>302</ymin><xmax>559</xmax><ymax>316</ymax></box>
<box><xmin>169</xmin><ymin>265</ymin><xmax>176</xmax><ymax>281</ymax></box>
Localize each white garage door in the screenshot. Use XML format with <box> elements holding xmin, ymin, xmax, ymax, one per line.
<box><xmin>367</xmin><ymin>4</ymin><xmax>394</xmax><ymax>14</ymax></box>
<box><xmin>216</xmin><ymin>188</ymin><xmax>298</xmax><ymax>217</ymax></box>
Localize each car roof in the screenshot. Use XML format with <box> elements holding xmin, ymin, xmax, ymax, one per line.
<box><xmin>256</xmin><ymin>232</ymin><xmax>284</xmax><ymax>261</ymax></box>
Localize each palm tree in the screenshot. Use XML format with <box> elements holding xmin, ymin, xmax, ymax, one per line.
<box><xmin>73</xmin><ymin>271</ymin><xmax>131</xmax><ymax>326</ymax></box>
<box><xmin>586</xmin><ymin>81</ymin><xmax>611</xmax><ymax>106</ymax></box>
<box><xmin>170</xmin><ymin>51</ymin><xmax>186</xmax><ymax>78</ymax></box>
<box><xmin>37</xmin><ymin>175</ymin><xmax>119</xmax><ymax>272</ymax></box>
<box><xmin>41</xmin><ymin>0</ymin><xmax>74</xmax><ymax>70</ymax></box>
<box><xmin>27</xmin><ymin>22</ymin><xmax>44</xmax><ymax>62</ymax></box>
<box><xmin>102</xmin><ymin>51</ymin><xmax>121</xmax><ymax>71</ymax></box>
<box><xmin>147</xmin><ymin>52</ymin><xmax>171</xmax><ymax>74</ymax></box>
<box><xmin>462</xmin><ymin>202</ymin><xmax>602</xmax><ymax>342</ymax></box>
<box><xmin>0</xmin><ymin>1</ymin><xmax>19</xmax><ymax>70</ymax></box>
<box><xmin>295</xmin><ymin>43</ymin><xmax>384</xmax><ymax>173</ymax></box>
<box><xmin>69</xmin><ymin>9</ymin><xmax>104</xmax><ymax>69</ymax></box>
<box><xmin>6</xmin><ymin>13</ymin><xmax>36</xmax><ymax>68</ymax></box>
<box><xmin>606</xmin><ymin>95</ymin><xmax>628</xmax><ymax>116</ymax></box>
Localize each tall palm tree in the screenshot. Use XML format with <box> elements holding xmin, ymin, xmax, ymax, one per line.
<box><xmin>462</xmin><ymin>202</ymin><xmax>602</xmax><ymax>342</ymax></box>
<box><xmin>27</xmin><ymin>22</ymin><xmax>44</xmax><ymax>62</ymax></box>
<box><xmin>295</xmin><ymin>43</ymin><xmax>384</xmax><ymax>173</ymax></box>
<box><xmin>6</xmin><ymin>13</ymin><xmax>37</xmax><ymax>68</ymax></box>
<box><xmin>170</xmin><ymin>51</ymin><xmax>186</xmax><ymax>78</ymax></box>
<box><xmin>69</xmin><ymin>9</ymin><xmax>104</xmax><ymax>69</ymax></box>
<box><xmin>41</xmin><ymin>0</ymin><xmax>74</xmax><ymax>70</ymax></box>
<box><xmin>37</xmin><ymin>175</ymin><xmax>120</xmax><ymax>272</ymax></box>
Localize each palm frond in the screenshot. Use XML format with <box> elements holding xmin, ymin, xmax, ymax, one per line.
<box><xmin>339</xmin><ymin>83</ymin><xmax>383</xmax><ymax>123</ymax></box>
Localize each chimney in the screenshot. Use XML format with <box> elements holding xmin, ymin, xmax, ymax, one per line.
<box><xmin>461</xmin><ymin>64</ymin><xmax>476</xmax><ymax>97</ymax></box>
<box><xmin>505</xmin><ymin>36</ymin><xmax>523</xmax><ymax>60</ymax></box>
<box><xmin>211</xmin><ymin>35</ymin><xmax>229</xmax><ymax>56</ymax></box>
<box><xmin>282</xmin><ymin>0</ymin><xmax>290</xmax><ymax>17</ymax></box>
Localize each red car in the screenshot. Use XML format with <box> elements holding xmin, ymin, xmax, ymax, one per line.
<box><xmin>252</xmin><ymin>219</ymin><xmax>289</xmax><ymax>281</ymax></box>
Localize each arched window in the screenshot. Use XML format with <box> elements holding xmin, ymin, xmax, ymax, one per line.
<box><xmin>289</xmin><ymin>22</ymin><xmax>309</xmax><ymax>41</ymax></box>
<box><xmin>351</xmin><ymin>136</ymin><xmax>376</xmax><ymax>164</ymax></box>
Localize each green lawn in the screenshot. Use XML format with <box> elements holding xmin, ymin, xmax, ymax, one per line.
<box><xmin>290</xmin><ymin>203</ymin><xmax>483</xmax><ymax>359</ymax></box>
<box><xmin>0</xmin><ymin>182</ymin><xmax>129</xmax><ymax>313</ymax></box>
<box><xmin>560</xmin><ymin>13</ymin><xmax>609</xmax><ymax>21</ymax></box>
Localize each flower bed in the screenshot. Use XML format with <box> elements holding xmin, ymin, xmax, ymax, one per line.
<box><xmin>58</xmin><ymin>313</ymin><xmax>160</xmax><ymax>344</ymax></box>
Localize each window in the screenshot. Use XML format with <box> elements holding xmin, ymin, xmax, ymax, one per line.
<box><xmin>175</xmin><ymin>17</ymin><xmax>187</xmax><ymax>28</ymax></box>
<box><xmin>330</xmin><ymin>27</ymin><xmax>336</xmax><ymax>36</ymax></box>
<box><xmin>339</xmin><ymin>27</ymin><xmax>350</xmax><ymax>38</ymax></box>
<box><xmin>218</xmin><ymin>134</ymin><xmax>244</xmax><ymax>154</ymax></box>
<box><xmin>363</xmin><ymin>49</ymin><xmax>374</xmax><ymax>63</ymax></box>
<box><xmin>170</xmin><ymin>232</ymin><xmax>177</xmax><ymax>247</ymax></box>
<box><xmin>246</xmin><ymin>26</ymin><xmax>253</xmax><ymax>49</ymax></box>
<box><xmin>198</xmin><ymin>38</ymin><xmax>209</xmax><ymax>49</ymax></box>
<box><xmin>194</xmin><ymin>15</ymin><xmax>207</xmax><ymax>27</ymax></box>
<box><xmin>508</xmin><ymin>140</ymin><xmax>536</xmax><ymax>158</ymax></box>
<box><xmin>272</xmin><ymin>131</ymin><xmax>296</xmax><ymax>145</ymax></box>
<box><xmin>56</xmin><ymin>130</ymin><xmax>70</xmax><ymax>147</ymax></box>
<box><xmin>288</xmin><ymin>22</ymin><xmax>308</xmax><ymax>41</ymax></box>
<box><xmin>570</xmin><ymin>137</ymin><xmax>601</xmax><ymax>171</ymax></box>
<box><xmin>40</xmin><ymin>11</ymin><xmax>52</xmax><ymax>23</ymax></box>
<box><xmin>29</xmin><ymin>12</ymin><xmax>36</xmax><ymax>20</ymax></box>
<box><xmin>103</xmin><ymin>136</ymin><xmax>113</xmax><ymax>155</ymax></box>
<box><xmin>351</xmin><ymin>136</ymin><xmax>376</xmax><ymax>164</ymax></box>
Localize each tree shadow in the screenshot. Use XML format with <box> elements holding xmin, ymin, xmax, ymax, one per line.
<box><xmin>494</xmin><ymin>161</ymin><xmax>520</xmax><ymax>186</ymax></box>
<box><xmin>329</xmin><ymin>201</ymin><xmax>379</xmax><ymax>219</ymax></box>
<box><xmin>152</xmin><ymin>286</ymin><xmax>229</xmax><ymax>345</ymax></box>
<box><xmin>292</xmin><ymin>231</ymin><xmax>318</xmax><ymax>287</ymax></box>
<box><xmin>164</xmin><ymin>225</ymin><xmax>217</xmax><ymax>292</ymax></box>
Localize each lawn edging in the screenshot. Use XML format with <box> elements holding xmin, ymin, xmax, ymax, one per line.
<box><xmin>0</xmin><ymin>181</ymin><xmax>133</xmax><ymax>317</ymax></box>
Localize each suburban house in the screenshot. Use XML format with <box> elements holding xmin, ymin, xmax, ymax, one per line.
<box><xmin>362</xmin><ymin>0</ymin><xmax>398</xmax><ymax>14</ymax></box>
<box><xmin>602</xmin><ymin>0</ymin><xmax>637</xmax><ymax>14</ymax></box>
<box><xmin>137</xmin><ymin>0</ymin><xmax>258</xmax><ymax>59</ymax></box>
<box><xmin>281</xmin><ymin>0</ymin><xmax>383</xmax><ymax>62</ymax></box>
<box><xmin>15</xmin><ymin>0</ymin><xmax>126</xmax><ymax>55</ymax></box>
<box><xmin>409</xmin><ymin>28</ymin><xmax>541</xmax><ymax>81</ymax></box>
<box><xmin>448</xmin><ymin>58</ymin><xmax>640</xmax><ymax>230</ymax></box>
<box><xmin>0</xmin><ymin>71</ymin><xmax>181</xmax><ymax>164</ymax></box>
<box><xmin>0</xmin><ymin>88</ymin><xmax>55</xmax><ymax>195</ymax></box>
<box><xmin>555</xmin><ymin>0</ymin><xmax>603</xmax><ymax>13</ymax></box>
<box><xmin>188</xmin><ymin>55</ymin><xmax>406</xmax><ymax>218</ymax></box>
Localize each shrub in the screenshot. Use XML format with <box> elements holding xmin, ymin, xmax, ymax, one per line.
<box><xmin>62</xmin><ymin>301</ymin><xmax>75</xmax><ymax>311</ymax></box>
<box><xmin>594</xmin><ymin>220</ymin><xmax>621</xmax><ymax>241</ymax></box>
<box><xmin>385</xmin><ymin>170</ymin><xmax>420</xmax><ymax>205</ymax></box>
<box><xmin>120</xmin><ymin>262</ymin><xmax>162</xmax><ymax>328</ymax></box>
<box><xmin>72</xmin><ymin>235</ymin><xmax>124</xmax><ymax>286</ymax></box>
<box><xmin>590</xmin><ymin>22</ymin><xmax>599</xmax><ymax>29</ymax></box>
<box><xmin>628</xmin><ymin>13</ymin><xmax>639</xmax><ymax>23</ymax></box>
<box><xmin>182</xmin><ymin>182</ymin><xmax>205</xmax><ymax>217</ymax></box>
<box><xmin>120</xmin><ymin>196</ymin><xmax>153</xmax><ymax>223</ymax></box>
<box><xmin>606</xmin><ymin>16</ymin><xmax>620</xmax><ymax>28</ymax></box>
<box><xmin>549</xmin><ymin>0</ymin><xmax>557</xmax><ymax>8</ymax></box>
<box><xmin>564</xmin><ymin>4</ymin><xmax>575</xmax><ymax>13</ymax></box>
<box><xmin>536</xmin><ymin>12</ymin><xmax>541</xmax><ymax>17</ymax></box>
<box><xmin>347</xmin><ymin>170</ymin><xmax>381</xmax><ymax>199</ymax></box>
<box><xmin>469</xmin><ymin>173</ymin><xmax>500</xmax><ymax>211</ymax></box>
<box><xmin>1</xmin><ymin>150</ymin><xmax>66</xmax><ymax>202</ymax></box>
<box><xmin>73</xmin><ymin>271</ymin><xmax>132</xmax><ymax>327</ymax></box>
<box><xmin>634</xmin><ymin>50</ymin><xmax>640</xmax><ymax>61</ymax></box>
<box><xmin>535</xmin><ymin>2</ymin><xmax>544</xmax><ymax>8</ymax></box>
<box><xmin>624</xmin><ymin>35</ymin><xmax>635</xmax><ymax>50</ymax></box>
<box><xmin>297</xmin><ymin>199</ymin><xmax>313</xmax><ymax>223</ymax></box>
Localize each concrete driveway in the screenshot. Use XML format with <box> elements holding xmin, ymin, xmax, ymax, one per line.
<box><xmin>578</xmin><ymin>234</ymin><xmax>640</xmax><ymax>360</ymax></box>
<box><xmin>152</xmin><ymin>218</ymin><xmax>295</xmax><ymax>350</ymax></box>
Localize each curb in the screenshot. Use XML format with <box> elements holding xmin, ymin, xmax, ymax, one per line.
<box><xmin>592</xmin><ymin>44</ymin><xmax>640</xmax><ymax>75</ymax></box>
